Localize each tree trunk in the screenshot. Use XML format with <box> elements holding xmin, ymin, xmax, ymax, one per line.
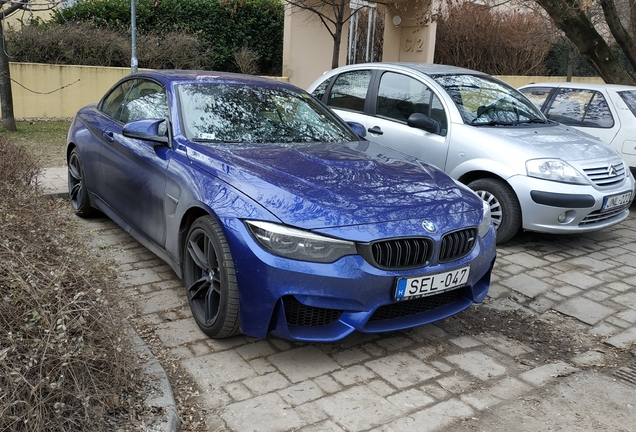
<box><xmin>535</xmin><ymin>0</ymin><xmax>636</xmax><ymax>85</ymax></box>
<box><xmin>331</xmin><ymin>24</ymin><xmax>342</xmax><ymax>69</ymax></box>
<box><xmin>0</xmin><ymin>20</ymin><xmax>17</xmax><ymax>132</ymax></box>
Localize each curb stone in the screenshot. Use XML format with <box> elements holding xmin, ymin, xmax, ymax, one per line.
<box><xmin>128</xmin><ymin>327</ymin><xmax>180</xmax><ymax>432</ymax></box>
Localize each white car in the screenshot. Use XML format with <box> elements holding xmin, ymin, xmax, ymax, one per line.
<box><xmin>519</xmin><ymin>82</ymin><xmax>636</xmax><ymax>175</ymax></box>
<box><xmin>308</xmin><ymin>63</ymin><xmax>635</xmax><ymax>243</ymax></box>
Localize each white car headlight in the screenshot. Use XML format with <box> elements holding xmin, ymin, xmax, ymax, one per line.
<box><xmin>526</xmin><ymin>159</ymin><xmax>587</xmax><ymax>185</ymax></box>
<box><xmin>245</xmin><ymin>220</ymin><xmax>357</xmax><ymax>263</ymax></box>
<box><xmin>478</xmin><ymin>199</ymin><xmax>492</xmax><ymax>238</ymax></box>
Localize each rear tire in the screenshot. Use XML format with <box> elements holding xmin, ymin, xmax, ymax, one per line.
<box><xmin>183</xmin><ymin>215</ymin><xmax>240</xmax><ymax>338</ymax></box>
<box><xmin>468</xmin><ymin>178</ymin><xmax>521</xmax><ymax>244</ymax></box>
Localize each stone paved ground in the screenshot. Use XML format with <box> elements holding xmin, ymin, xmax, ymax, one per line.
<box><xmin>71</xmin><ymin>206</ymin><xmax>636</xmax><ymax>432</ymax></box>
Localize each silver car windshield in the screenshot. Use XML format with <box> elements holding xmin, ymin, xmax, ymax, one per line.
<box><xmin>177</xmin><ymin>83</ymin><xmax>359</xmax><ymax>143</ymax></box>
<box><xmin>432</xmin><ymin>74</ymin><xmax>546</xmax><ymax>126</ymax></box>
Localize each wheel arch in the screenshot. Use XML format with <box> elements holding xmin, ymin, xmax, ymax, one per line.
<box><xmin>457</xmin><ymin>170</ymin><xmax>507</xmax><ymax>187</ymax></box>
<box><xmin>178</xmin><ymin>206</ymin><xmax>215</xmax><ymax>270</ymax></box>
<box><xmin>66</xmin><ymin>142</ymin><xmax>78</xmax><ymax>162</ymax></box>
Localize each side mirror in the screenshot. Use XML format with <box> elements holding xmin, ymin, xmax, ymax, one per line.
<box><xmin>122</xmin><ymin>118</ymin><xmax>169</xmax><ymax>144</ymax></box>
<box><xmin>347</xmin><ymin>121</ymin><xmax>367</xmax><ymax>138</ymax></box>
<box><xmin>407</xmin><ymin>113</ymin><xmax>440</xmax><ymax>134</ymax></box>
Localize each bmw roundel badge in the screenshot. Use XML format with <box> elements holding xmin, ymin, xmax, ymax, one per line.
<box><xmin>422</xmin><ymin>220</ymin><xmax>437</xmax><ymax>233</ymax></box>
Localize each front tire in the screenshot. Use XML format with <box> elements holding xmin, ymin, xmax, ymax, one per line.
<box><xmin>183</xmin><ymin>216</ymin><xmax>240</xmax><ymax>338</ymax></box>
<box><xmin>468</xmin><ymin>178</ymin><xmax>521</xmax><ymax>244</ymax></box>
<box><xmin>68</xmin><ymin>147</ymin><xmax>96</xmax><ymax>217</ymax></box>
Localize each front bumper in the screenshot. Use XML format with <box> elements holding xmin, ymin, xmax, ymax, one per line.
<box><xmin>510</xmin><ymin>175</ymin><xmax>635</xmax><ymax>234</ymax></box>
<box><xmin>222</xmin><ymin>218</ymin><xmax>497</xmax><ymax>342</ymax></box>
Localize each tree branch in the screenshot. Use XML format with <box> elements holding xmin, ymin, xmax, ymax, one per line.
<box><xmin>1</xmin><ymin>0</ymin><xmax>31</xmax><ymax>18</ymax></box>
<box><xmin>598</xmin><ymin>0</ymin><xmax>636</xmax><ymax>72</ymax></box>
<box><xmin>534</xmin><ymin>0</ymin><xmax>635</xmax><ymax>84</ymax></box>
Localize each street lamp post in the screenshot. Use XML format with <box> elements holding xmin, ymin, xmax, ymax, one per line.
<box><xmin>131</xmin><ymin>0</ymin><xmax>138</xmax><ymax>73</ymax></box>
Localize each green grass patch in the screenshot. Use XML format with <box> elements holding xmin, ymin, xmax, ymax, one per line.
<box><xmin>0</xmin><ymin>120</ymin><xmax>71</xmax><ymax>167</ymax></box>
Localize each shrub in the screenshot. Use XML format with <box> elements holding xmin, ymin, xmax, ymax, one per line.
<box><xmin>6</xmin><ymin>22</ymin><xmax>213</xmax><ymax>70</ymax></box>
<box><xmin>0</xmin><ymin>136</ymin><xmax>143</xmax><ymax>431</ymax></box>
<box><xmin>435</xmin><ymin>0</ymin><xmax>552</xmax><ymax>76</ymax></box>
<box><xmin>51</xmin><ymin>0</ymin><xmax>284</xmax><ymax>75</ymax></box>
<box><xmin>7</xmin><ymin>22</ymin><xmax>130</xmax><ymax>67</ymax></box>
<box><xmin>234</xmin><ymin>46</ymin><xmax>260</xmax><ymax>75</ymax></box>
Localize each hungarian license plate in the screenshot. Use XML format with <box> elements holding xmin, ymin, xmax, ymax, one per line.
<box><xmin>602</xmin><ymin>191</ymin><xmax>632</xmax><ymax>211</ymax></box>
<box><xmin>395</xmin><ymin>267</ymin><xmax>470</xmax><ymax>301</ymax></box>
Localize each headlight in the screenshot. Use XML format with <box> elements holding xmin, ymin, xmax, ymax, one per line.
<box><xmin>526</xmin><ymin>159</ymin><xmax>587</xmax><ymax>184</ymax></box>
<box><xmin>478</xmin><ymin>199</ymin><xmax>492</xmax><ymax>238</ymax></box>
<box><xmin>245</xmin><ymin>220</ymin><xmax>357</xmax><ymax>263</ymax></box>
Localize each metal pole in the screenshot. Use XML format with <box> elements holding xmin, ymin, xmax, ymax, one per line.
<box><xmin>131</xmin><ymin>0</ymin><xmax>138</xmax><ymax>73</ymax></box>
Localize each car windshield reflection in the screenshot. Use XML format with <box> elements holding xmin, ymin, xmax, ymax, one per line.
<box><xmin>432</xmin><ymin>74</ymin><xmax>546</xmax><ymax>125</ymax></box>
<box><xmin>177</xmin><ymin>84</ymin><xmax>359</xmax><ymax>144</ymax></box>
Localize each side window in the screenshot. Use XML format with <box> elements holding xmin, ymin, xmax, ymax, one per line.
<box><xmin>376</xmin><ymin>72</ymin><xmax>447</xmax><ymax>136</ymax></box>
<box><xmin>430</xmin><ymin>93</ymin><xmax>448</xmax><ymax>136</ymax></box>
<box><xmin>520</xmin><ymin>87</ymin><xmax>551</xmax><ymax>110</ymax></box>
<box><xmin>121</xmin><ymin>79</ymin><xmax>169</xmax><ymax>123</ymax></box>
<box><xmin>583</xmin><ymin>92</ymin><xmax>614</xmax><ymax>128</ymax></box>
<box><xmin>326</xmin><ymin>70</ymin><xmax>371</xmax><ymax>113</ymax></box>
<box><xmin>310</xmin><ymin>77</ymin><xmax>331</xmax><ymax>102</ymax></box>
<box><xmin>546</xmin><ymin>88</ymin><xmax>613</xmax><ymax>128</ymax></box>
<box><xmin>100</xmin><ymin>80</ymin><xmax>134</xmax><ymax>120</ymax></box>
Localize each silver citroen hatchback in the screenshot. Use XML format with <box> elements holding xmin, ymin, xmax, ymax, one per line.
<box><xmin>308</xmin><ymin>63</ymin><xmax>635</xmax><ymax>243</ymax></box>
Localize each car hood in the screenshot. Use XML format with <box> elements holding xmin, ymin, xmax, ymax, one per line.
<box><xmin>472</xmin><ymin>123</ymin><xmax>618</xmax><ymax>161</ymax></box>
<box><xmin>185</xmin><ymin>140</ymin><xmax>482</xmax><ymax>229</ymax></box>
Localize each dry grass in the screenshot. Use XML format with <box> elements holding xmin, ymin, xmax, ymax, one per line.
<box><xmin>0</xmin><ymin>136</ymin><xmax>148</xmax><ymax>431</ymax></box>
<box><xmin>0</xmin><ymin>120</ymin><xmax>70</xmax><ymax>168</ymax></box>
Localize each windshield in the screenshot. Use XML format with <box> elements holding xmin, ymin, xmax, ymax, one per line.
<box><xmin>177</xmin><ymin>83</ymin><xmax>359</xmax><ymax>143</ymax></box>
<box><xmin>432</xmin><ymin>74</ymin><xmax>547</xmax><ymax>125</ymax></box>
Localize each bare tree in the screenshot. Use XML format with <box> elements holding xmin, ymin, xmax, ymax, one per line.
<box><xmin>285</xmin><ymin>0</ymin><xmax>368</xmax><ymax>69</ymax></box>
<box><xmin>532</xmin><ymin>0</ymin><xmax>636</xmax><ymax>85</ymax></box>
<box><xmin>1</xmin><ymin>0</ymin><xmax>58</xmax><ymax>131</ymax></box>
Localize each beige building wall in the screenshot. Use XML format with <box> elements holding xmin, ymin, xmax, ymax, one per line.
<box><xmin>283</xmin><ymin>4</ymin><xmax>349</xmax><ymax>89</ymax></box>
<box><xmin>282</xmin><ymin>1</ymin><xmax>437</xmax><ymax>90</ymax></box>
<box><xmin>382</xmin><ymin>5</ymin><xmax>436</xmax><ymax>63</ymax></box>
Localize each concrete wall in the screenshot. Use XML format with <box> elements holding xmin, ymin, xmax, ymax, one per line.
<box><xmin>5</xmin><ymin>62</ymin><xmax>605</xmax><ymax>119</ymax></box>
<box><xmin>9</xmin><ymin>63</ymin><xmax>132</xmax><ymax>119</ymax></box>
<box><xmin>6</xmin><ymin>63</ymin><xmax>289</xmax><ymax>119</ymax></box>
<box><xmin>497</xmin><ymin>75</ymin><xmax>604</xmax><ymax>88</ymax></box>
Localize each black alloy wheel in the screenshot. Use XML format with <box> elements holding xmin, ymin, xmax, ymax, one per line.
<box><xmin>68</xmin><ymin>147</ymin><xmax>95</xmax><ymax>217</ymax></box>
<box><xmin>183</xmin><ymin>215</ymin><xmax>240</xmax><ymax>338</ymax></box>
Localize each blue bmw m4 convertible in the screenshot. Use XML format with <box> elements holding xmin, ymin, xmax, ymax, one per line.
<box><xmin>67</xmin><ymin>70</ymin><xmax>496</xmax><ymax>342</ymax></box>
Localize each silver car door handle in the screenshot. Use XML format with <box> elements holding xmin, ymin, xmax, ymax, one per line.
<box><xmin>368</xmin><ymin>126</ymin><xmax>384</xmax><ymax>135</ymax></box>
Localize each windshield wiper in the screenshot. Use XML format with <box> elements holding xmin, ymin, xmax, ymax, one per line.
<box><xmin>471</xmin><ymin>120</ymin><xmax>516</xmax><ymax>127</ymax></box>
<box><xmin>514</xmin><ymin>118</ymin><xmax>549</xmax><ymax>125</ymax></box>
<box><xmin>191</xmin><ymin>138</ymin><xmax>243</xmax><ymax>143</ymax></box>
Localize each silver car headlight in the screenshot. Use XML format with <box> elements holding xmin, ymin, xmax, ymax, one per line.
<box><xmin>478</xmin><ymin>200</ymin><xmax>492</xmax><ymax>238</ymax></box>
<box><xmin>245</xmin><ymin>220</ymin><xmax>357</xmax><ymax>263</ymax></box>
<box><xmin>526</xmin><ymin>159</ymin><xmax>587</xmax><ymax>185</ymax></box>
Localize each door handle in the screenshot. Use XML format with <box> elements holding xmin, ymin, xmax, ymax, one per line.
<box><xmin>367</xmin><ymin>126</ymin><xmax>383</xmax><ymax>135</ymax></box>
<box><xmin>103</xmin><ymin>131</ymin><xmax>115</xmax><ymax>142</ymax></box>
